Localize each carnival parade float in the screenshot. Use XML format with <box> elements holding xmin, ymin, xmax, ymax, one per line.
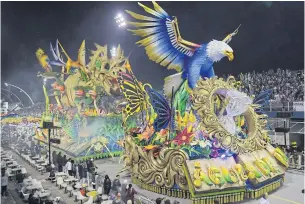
<box><xmin>35</xmin><ymin>41</ymin><xmax>138</xmax><ymax>160</ymax></box>
<box><xmin>32</xmin><ymin>1</ymin><xmax>288</xmax><ymax>202</ymax></box>
<box><xmin>117</xmin><ymin>2</ymin><xmax>288</xmax><ymax>203</ymax></box>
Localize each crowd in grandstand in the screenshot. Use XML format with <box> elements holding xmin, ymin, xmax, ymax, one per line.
<box><xmin>2</xmin><ymin>69</ymin><xmax>303</xmax><ymax>119</ymax></box>
<box><xmin>13</xmin><ymin>103</ymin><xmax>45</xmax><ymax>117</ymax></box>
<box><xmin>1</xmin><ymin>124</ymin><xmax>36</xmax><ymax>147</ymax></box>
<box><xmin>238</xmin><ymin>68</ymin><xmax>304</xmax><ymax>102</ymax></box>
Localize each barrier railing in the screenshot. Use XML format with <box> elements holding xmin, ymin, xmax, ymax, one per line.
<box><xmin>137</xmin><ymin>195</ymin><xmax>155</xmax><ymax>204</ymax></box>
<box><xmin>265</xmin><ymin>101</ymin><xmax>304</xmax><ymax>112</ymax></box>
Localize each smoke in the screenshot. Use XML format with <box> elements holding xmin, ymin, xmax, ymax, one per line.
<box><xmin>79</xmin><ymin>119</ymin><xmax>101</xmax><ymax>138</ymax></box>
<box><xmin>1</xmin><ymin>40</ymin><xmax>45</xmax><ymax>106</ymax></box>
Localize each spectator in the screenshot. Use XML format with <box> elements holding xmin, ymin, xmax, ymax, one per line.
<box><xmin>259</xmin><ymin>193</ymin><xmax>270</xmax><ymax>204</ymax></box>
<box><xmin>103</xmin><ymin>175</ymin><xmax>112</xmax><ymax>195</ymax></box>
<box><xmin>126</xmin><ymin>184</ymin><xmax>137</xmax><ymax>204</ymax></box>
<box><xmin>28</xmin><ymin>193</ymin><xmax>39</xmax><ymax>204</ymax></box>
<box><xmin>57</xmin><ymin>152</ymin><xmax>63</xmax><ymax>172</ymax></box>
<box><xmin>62</xmin><ymin>155</ymin><xmax>67</xmax><ymax>173</ymax></box>
<box><xmin>87</xmin><ymin>158</ymin><xmax>97</xmax><ymax>184</ymax></box>
<box><xmin>112</xmin><ymin>193</ymin><xmax>124</xmax><ymax>204</ymax></box>
<box><xmin>214</xmin><ymin>199</ymin><xmax>220</xmax><ymax>204</ymax></box>
<box><xmin>71</xmin><ymin>160</ymin><xmax>77</xmax><ymax>177</ymax></box>
<box><xmin>238</xmin><ymin>69</ymin><xmax>304</xmax><ymax>103</ymax></box>
<box><xmin>112</xmin><ymin>175</ymin><xmax>122</xmax><ymax>195</ymax></box>
<box><xmin>79</xmin><ymin>160</ymin><xmax>87</xmax><ymax>184</ymax></box>
<box><xmin>16</xmin><ymin>170</ymin><xmax>24</xmax><ymax>190</ymax></box>
<box><xmin>120</xmin><ymin>180</ymin><xmax>128</xmax><ymax>203</ymax></box>
<box><xmin>156</xmin><ymin>198</ymin><xmax>163</xmax><ymax>204</ymax></box>
<box><xmin>1</xmin><ymin>169</ymin><xmax>8</xmax><ymax>197</ymax></box>
<box><xmin>48</xmin><ymin>167</ymin><xmax>56</xmax><ymax>180</ymax></box>
<box><xmin>164</xmin><ymin>199</ymin><xmax>171</xmax><ymax>204</ymax></box>
<box><xmin>65</xmin><ymin>159</ymin><xmax>72</xmax><ymax>176</ymax></box>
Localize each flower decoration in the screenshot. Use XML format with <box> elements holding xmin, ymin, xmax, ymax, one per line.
<box><xmin>176</xmin><ymin>111</ymin><xmax>197</xmax><ymax>132</ymax></box>
<box><xmin>172</xmin><ymin>127</ymin><xmax>194</xmax><ymax>146</ymax></box>
<box><xmin>159</xmin><ymin>129</ymin><xmax>168</xmax><ymax>136</ymax></box>
<box><xmin>188</xmin><ymin>111</ymin><xmax>196</xmax><ymax>123</ymax></box>
<box><xmin>75</xmin><ymin>89</ymin><xmax>85</xmax><ymax>98</ymax></box>
<box><xmin>154</xmin><ymin>129</ymin><xmax>168</xmax><ymax>142</ymax></box>
<box><xmin>138</xmin><ymin>125</ymin><xmax>154</xmax><ymax>141</ymax></box>
<box><xmin>176</xmin><ymin>111</ymin><xmax>187</xmax><ymax>130</ymax></box>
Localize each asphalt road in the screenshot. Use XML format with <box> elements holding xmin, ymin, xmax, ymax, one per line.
<box><xmin>2</xmin><ymin>149</ymin><xmax>304</xmax><ymax>204</ymax></box>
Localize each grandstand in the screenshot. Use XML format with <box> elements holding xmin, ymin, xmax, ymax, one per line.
<box><xmin>267</xmin><ymin>115</ymin><xmax>304</xmax><ymax>148</ymax></box>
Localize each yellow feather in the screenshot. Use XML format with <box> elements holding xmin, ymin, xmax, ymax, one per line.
<box><xmin>125</xmin><ymin>10</ymin><xmax>158</xmax><ymax>21</ymax></box>
<box><xmin>126</xmin><ymin>2</ymin><xmax>193</xmax><ymax>73</ymax></box>
<box><xmin>160</xmin><ymin>54</ymin><xmax>177</xmax><ymax>67</ymax></box>
<box><xmin>136</xmin><ymin>35</ymin><xmax>157</xmax><ymax>47</ymax></box>
<box><xmin>138</xmin><ymin>2</ymin><xmax>163</xmax><ymax>18</ymax></box>
<box><xmin>168</xmin><ymin>63</ymin><xmax>182</xmax><ymax>72</ymax></box>
<box><xmin>155</xmin><ymin>52</ymin><xmax>171</xmax><ymax>63</ymax></box>
<box><xmin>127</xmin><ymin>21</ymin><xmax>160</xmax><ymax>28</ymax></box>
<box><xmin>152</xmin><ymin>1</ymin><xmax>168</xmax><ymax>17</ymax></box>
<box><xmin>127</xmin><ymin>29</ymin><xmax>152</xmax><ymax>37</ymax></box>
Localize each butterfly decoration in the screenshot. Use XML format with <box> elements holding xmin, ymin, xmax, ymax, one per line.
<box><xmin>252</xmin><ymin>89</ymin><xmax>273</xmax><ymax>115</ymax></box>
<box><xmin>117</xmin><ymin>64</ymin><xmax>150</xmax><ymax>126</ymax></box>
<box><xmin>144</xmin><ymin>86</ymin><xmax>174</xmax><ymax>132</ymax></box>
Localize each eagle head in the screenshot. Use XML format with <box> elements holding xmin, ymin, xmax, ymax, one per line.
<box><xmin>206</xmin><ymin>40</ymin><xmax>234</xmax><ymax>62</ymax></box>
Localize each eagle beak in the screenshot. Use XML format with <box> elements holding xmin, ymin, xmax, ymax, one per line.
<box><xmin>225</xmin><ymin>51</ymin><xmax>234</xmax><ymax>61</ymax></box>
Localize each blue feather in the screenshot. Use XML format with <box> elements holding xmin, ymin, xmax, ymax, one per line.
<box><xmin>253</xmin><ymin>89</ymin><xmax>272</xmax><ymax>115</ymax></box>
<box><xmin>186</xmin><ymin>44</ymin><xmax>214</xmax><ymax>88</ymax></box>
<box><xmin>128</xmin><ymin>2</ymin><xmax>227</xmax><ymax>90</ymax></box>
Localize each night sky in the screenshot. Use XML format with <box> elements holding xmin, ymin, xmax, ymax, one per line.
<box><xmin>1</xmin><ymin>1</ymin><xmax>304</xmax><ymax>106</ymax></box>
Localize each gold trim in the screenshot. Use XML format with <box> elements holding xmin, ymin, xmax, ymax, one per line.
<box><xmin>122</xmin><ymin>136</ymin><xmax>189</xmax><ymax>190</ymax></box>
<box><xmin>192</xmin><ymin>77</ymin><xmax>268</xmax><ymax>154</ymax></box>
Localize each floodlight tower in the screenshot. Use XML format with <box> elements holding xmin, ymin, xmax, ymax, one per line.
<box><xmin>114</xmin><ymin>13</ymin><xmax>126</xmax><ymax>28</ymax></box>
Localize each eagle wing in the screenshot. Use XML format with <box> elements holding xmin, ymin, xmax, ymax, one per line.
<box><xmin>126</xmin><ymin>1</ymin><xmax>201</xmax><ymax>72</ymax></box>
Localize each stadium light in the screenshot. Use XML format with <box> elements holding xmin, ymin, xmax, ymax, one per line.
<box><xmin>4</xmin><ymin>82</ymin><xmax>34</xmax><ymax>105</ymax></box>
<box><xmin>110</xmin><ymin>47</ymin><xmax>116</xmax><ymax>58</ymax></box>
<box><xmin>114</xmin><ymin>13</ymin><xmax>126</xmax><ymax>28</ymax></box>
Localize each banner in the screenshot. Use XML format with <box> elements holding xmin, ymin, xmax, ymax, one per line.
<box><xmin>293</xmin><ymin>101</ymin><xmax>304</xmax><ymax>111</ymax></box>
<box><xmin>0</xmin><ymin>113</ymin><xmax>18</xmax><ymax>118</ymax></box>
